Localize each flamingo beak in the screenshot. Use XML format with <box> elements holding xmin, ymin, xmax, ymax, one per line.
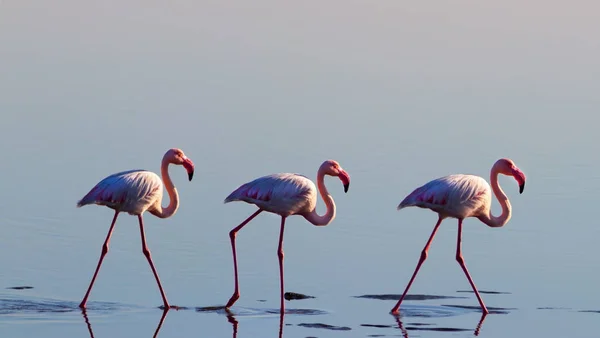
<box><xmin>513</xmin><ymin>168</ymin><xmax>526</xmax><ymax>194</ymax></box>
<box><xmin>183</xmin><ymin>157</ymin><xmax>195</xmax><ymax>181</ymax></box>
<box><xmin>338</xmin><ymin>169</ymin><xmax>350</xmax><ymax>193</ymax></box>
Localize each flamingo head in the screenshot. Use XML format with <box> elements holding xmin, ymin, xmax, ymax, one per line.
<box><xmin>494</xmin><ymin>158</ymin><xmax>526</xmax><ymax>194</ymax></box>
<box><xmin>165</xmin><ymin>148</ymin><xmax>195</xmax><ymax>181</ymax></box>
<box><xmin>320</xmin><ymin>160</ymin><xmax>350</xmax><ymax>193</ymax></box>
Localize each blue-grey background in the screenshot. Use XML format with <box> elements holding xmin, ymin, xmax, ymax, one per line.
<box><xmin>1</xmin><ymin>1</ymin><xmax>598</xmax><ymax>337</ymax></box>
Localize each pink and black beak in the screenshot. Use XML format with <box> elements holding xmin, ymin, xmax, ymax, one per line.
<box><xmin>183</xmin><ymin>157</ymin><xmax>195</xmax><ymax>181</ymax></box>
<box><xmin>513</xmin><ymin>168</ymin><xmax>526</xmax><ymax>194</ymax></box>
<box><xmin>338</xmin><ymin>169</ymin><xmax>350</xmax><ymax>193</ymax></box>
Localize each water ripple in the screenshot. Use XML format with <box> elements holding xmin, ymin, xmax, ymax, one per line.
<box><xmin>195</xmin><ymin>305</ymin><xmax>328</xmax><ymax>317</ymax></box>
<box><xmin>0</xmin><ymin>296</ymin><xmax>130</xmax><ymax>315</ymax></box>
<box><xmin>297</xmin><ymin>322</ymin><xmax>352</xmax><ymax>331</ymax></box>
<box><xmin>354</xmin><ymin>293</ymin><xmax>467</xmax><ymax>301</ymax></box>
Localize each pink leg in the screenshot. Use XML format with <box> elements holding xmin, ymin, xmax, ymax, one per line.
<box><xmin>277</xmin><ymin>217</ymin><xmax>286</xmax><ymax>314</ymax></box>
<box><xmin>138</xmin><ymin>215</ymin><xmax>171</xmax><ymax>309</ymax></box>
<box><xmin>225</xmin><ymin>209</ymin><xmax>263</xmax><ymax>308</ymax></box>
<box><xmin>456</xmin><ymin>219</ymin><xmax>489</xmax><ymax>314</ymax></box>
<box><xmin>79</xmin><ymin>211</ymin><xmax>119</xmax><ymax>308</ymax></box>
<box><xmin>391</xmin><ymin>216</ymin><xmax>443</xmax><ymax>315</ymax></box>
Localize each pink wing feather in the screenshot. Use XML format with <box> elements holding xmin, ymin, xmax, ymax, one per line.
<box><xmin>77</xmin><ymin>169</ymin><xmax>163</xmax><ymax>215</ymax></box>
<box><xmin>398</xmin><ymin>174</ymin><xmax>491</xmax><ymax>218</ymax></box>
<box><xmin>225</xmin><ymin>173</ymin><xmax>316</xmax><ymax>216</ymax></box>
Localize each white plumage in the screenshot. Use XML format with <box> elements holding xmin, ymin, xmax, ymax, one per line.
<box><xmin>77</xmin><ymin>169</ymin><xmax>163</xmax><ymax>215</ymax></box>
<box><xmin>398</xmin><ymin>174</ymin><xmax>492</xmax><ymax>219</ymax></box>
<box><xmin>225</xmin><ymin>173</ymin><xmax>317</xmax><ymax>216</ymax></box>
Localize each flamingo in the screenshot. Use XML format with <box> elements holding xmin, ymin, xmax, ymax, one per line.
<box><xmin>76</xmin><ymin>148</ymin><xmax>195</xmax><ymax>309</ymax></box>
<box><xmin>390</xmin><ymin>158</ymin><xmax>526</xmax><ymax>315</ymax></box>
<box><xmin>223</xmin><ymin>160</ymin><xmax>350</xmax><ymax>313</ymax></box>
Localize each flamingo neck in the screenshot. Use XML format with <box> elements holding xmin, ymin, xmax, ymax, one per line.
<box><xmin>304</xmin><ymin>167</ymin><xmax>336</xmax><ymax>226</ymax></box>
<box><xmin>153</xmin><ymin>156</ymin><xmax>180</xmax><ymax>219</ymax></box>
<box><xmin>479</xmin><ymin>165</ymin><xmax>512</xmax><ymax>228</ymax></box>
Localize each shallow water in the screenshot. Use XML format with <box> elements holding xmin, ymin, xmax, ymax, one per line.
<box><xmin>2</xmin><ymin>0</ymin><xmax>600</xmax><ymax>337</ymax></box>
<box><xmin>2</xmin><ymin>289</ymin><xmax>598</xmax><ymax>337</ymax></box>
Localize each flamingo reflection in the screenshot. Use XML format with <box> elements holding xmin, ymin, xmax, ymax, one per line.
<box><xmin>225</xmin><ymin>309</ymin><xmax>284</xmax><ymax>338</ymax></box>
<box><xmin>393</xmin><ymin>312</ymin><xmax>487</xmax><ymax>337</ymax></box>
<box><xmin>82</xmin><ymin>308</ymin><xmax>170</xmax><ymax>338</ymax></box>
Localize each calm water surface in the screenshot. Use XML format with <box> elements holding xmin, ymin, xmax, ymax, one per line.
<box><xmin>1</xmin><ymin>1</ymin><xmax>600</xmax><ymax>337</ymax></box>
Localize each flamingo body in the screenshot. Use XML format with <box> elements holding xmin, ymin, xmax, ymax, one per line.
<box><xmin>390</xmin><ymin>158</ymin><xmax>526</xmax><ymax>316</ymax></box>
<box><xmin>398</xmin><ymin>174</ymin><xmax>491</xmax><ymax>219</ymax></box>
<box><xmin>76</xmin><ymin>148</ymin><xmax>195</xmax><ymax>309</ymax></box>
<box><xmin>224</xmin><ymin>173</ymin><xmax>317</xmax><ymax>216</ymax></box>
<box><xmin>78</xmin><ymin>169</ymin><xmax>163</xmax><ymax>215</ymax></box>
<box><xmin>224</xmin><ymin>160</ymin><xmax>350</xmax><ymax>314</ymax></box>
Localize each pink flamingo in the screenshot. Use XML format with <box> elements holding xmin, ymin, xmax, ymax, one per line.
<box><xmin>223</xmin><ymin>160</ymin><xmax>350</xmax><ymax>313</ymax></box>
<box><xmin>390</xmin><ymin>158</ymin><xmax>526</xmax><ymax>315</ymax></box>
<box><xmin>76</xmin><ymin>148</ymin><xmax>195</xmax><ymax>309</ymax></box>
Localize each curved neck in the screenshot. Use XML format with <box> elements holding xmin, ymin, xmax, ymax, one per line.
<box><xmin>478</xmin><ymin>166</ymin><xmax>512</xmax><ymax>228</ymax></box>
<box><xmin>304</xmin><ymin>167</ymin><xmax>336</xmax><ymax>226</ymax></box>
<box><xmin>153</xmin><ymin>157</ymin><xmax>180</xmax><ymax>219</ymax></box>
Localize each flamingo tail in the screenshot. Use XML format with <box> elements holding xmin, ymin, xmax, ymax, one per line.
<box><xmin>397</xmin><ymin>186</ymin><xmax>428</xmax><ymax>210</ymax></box>
<box><xmin>224</xmin><ymin>188</ymin><xmax>244</xmax><ymax>204</ymax></box>
<box><xmin>77</xmin><ymin>190</ymin><xmax>99</xmax><ymax>207</ymax></box>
